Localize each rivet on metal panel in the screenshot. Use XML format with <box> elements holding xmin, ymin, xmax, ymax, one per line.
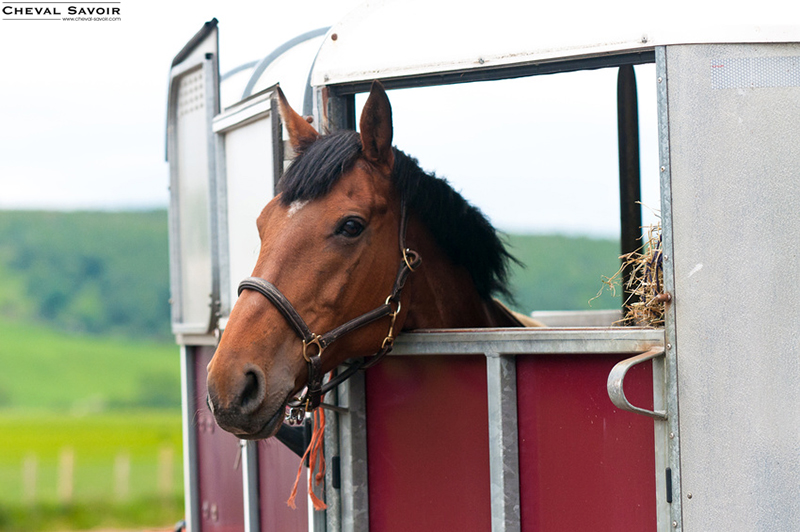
<box><xmin>641</xmin><ymin>34</ymin><xmax>648</xmax><ymax>43</ymax></box>
<box><xmin>655</xmin><ymin>293</ymin><xmax>672</xmax><ymax>303</ymax></box>
<box><xmin>331</xmin><ymin>33</ymin><xmax>338</xmax><ymax>41</ymax></box>
<box><xmin>478</xmin><ymin>57</ymin><xmax>485</xmax><ymax>64</ymax></box>
<box><xmin>658</xmin><ymin>77</ymin><xmax>663</xmax><ymax>83</ymax></box>
<box><xmin>667</xmin><ymin>343</ymin><xmax>672</xmax><ymax>350</ymax></box>
<box><xmin>305</xmin><ymin>116</ymin><xmax>314</xmax><ymax>124</ymax></box>
<box><xmin>687</xmin><ymin>493</ymin><xmax>693</xmax><ymax>500</ymax></box>
<box><xmin>673</xmin><ymin>521</ymin><xmax>678</xmax><ymax>528</ymax></box>
<box><xmin>660</xmin><ymin>166</ymin><xmax>666</xmax><ymax>172</ymax></box>
<box><xmin>669</xmin><ymin>432</ymin><xmax>675</xmax><ymax>439</ymax></box>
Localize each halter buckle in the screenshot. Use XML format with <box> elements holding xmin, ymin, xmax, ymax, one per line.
<box><xmin>381</xmin><ymin>298</ymin><xmax>402</xmax><ymax>349</ymax></box>
<box><xmin>302</xmin><ymin>335</ymin><xmax>325</xmax><ymax>362</ymax></box>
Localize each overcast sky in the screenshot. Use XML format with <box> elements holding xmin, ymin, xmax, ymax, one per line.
<box><xmin>1</xmin><ymin>1</ymin><xmax>794</xmax><ymax>236</ymax></box>
<box><xmin>0</xmin><ymin>0</ymin><xmax>363</xmax><ymax>210</ymax></box>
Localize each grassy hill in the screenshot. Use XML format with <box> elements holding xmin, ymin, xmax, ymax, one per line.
<box><xmin>0</xmin><ymin>210</ymin><xmax>170</xmax><ymax>339</ymax></box>
<box><xmin>0</xmin><ymin>320</ymin><xmax>179</xmax><ymax>412</ymax></box>
<box><xmin>505</xmin><ymin>233</ymin><xmax>622</xmax><ymax>314</ymax></box>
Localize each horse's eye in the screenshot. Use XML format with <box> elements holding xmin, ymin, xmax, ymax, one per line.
<box><xmin>337</xmin><ymin>218</ymin><xmax>365</xmax><ymax>238</ymax></box>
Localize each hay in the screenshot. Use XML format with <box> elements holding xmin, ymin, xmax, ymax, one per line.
<box><xmin>596</xmin><ymin>223</ymin><xmax>666</xmax><ymax>327</ymax></box>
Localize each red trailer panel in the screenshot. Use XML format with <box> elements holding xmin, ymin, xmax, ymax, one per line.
<box><xmin>365</xmin><ymin>355</ymin><xmax>492</xmax><ymax>531</ymax></box>
<box><xmin>517</xmin><ymin>354</ymin><xmax>656</xmax><ymax>531</ymax></box>
<box><xmin>194</xmin><ymin>347</ymin><xmax>246</xmax><ymax>532</ymax></box>
<box><xmin>258</xmin><ymin>437</ymin><xmax>309</xmax><ymax>531</ymax></box>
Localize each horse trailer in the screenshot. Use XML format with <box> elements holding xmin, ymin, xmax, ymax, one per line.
<box><xmin>166</xmin><ymin>6</ymin><xmax>800</xmax><ymax>531</ymax></box>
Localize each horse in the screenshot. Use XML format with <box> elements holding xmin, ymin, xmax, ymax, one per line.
<box><xmin>206</xmin><ymin>80</ymin><xmax>538</xmax><ymax>441</ymax></box>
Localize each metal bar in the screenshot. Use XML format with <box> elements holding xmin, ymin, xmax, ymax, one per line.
<box><xmin>338</xmin><ymin>371</ymin><xmax>370</xmax><ymax>532</ymax></box>
<box><xmin>180</xmin><ymin>346</ymin><xmax>201</xmax><ymax>532</ymax></box>
<box><xmin>390</xmin><ymin>328</ymin><xmax>664</xmax><ymax>356</ymax></box>
<box><xmin>655</xmin><ymin>44</ymin><xmax>683</xmax><ymax>532</ymax></box>
<box><xmin>242</xmin><ymin>27</ymin><xmax>330</xmax><ymax>99</ymax></box>
<box><xmin>241</xmin><ymin>440</ymin><xmax>260</xmax><ymax>532</ymax></box>
<box><xmin>324</xmin><ymin>386</ymin><xmax>342</xmax><ymax>532</ymax></box>
<box><xmin>485</xmin><ymin>353</ymin><xmax>521</xmax><ymax>532</ymax></box>
<box><xmin>327</xmin><ymin>51</ymin><xmax>655</xmax><ymax>96</ymax></box>
<box><xmin>221</xmin><ymin>60</ymin><xmax>259</xmax><ymax>81</ymax></box>
<box><xmin>617</xmin><ymin>64</ymin><xmax>643</xmax><ymax>306</ymax></box>
<box><xmin>271</xmin><ymin>96</ymin><xmax>283</xmax><ymax>196</ymax></box>
<box><xmin>203</xmin><ymin>53</ymin><xmax>222</xmax><ymax>334</ymax></box>
<box><xmin>607</xmin><ymin>347</ymin><xmax>667</xmax><ymax>420</ymax></box>
<box><xmin>166</xmin><ymin>69</ymin><xmax>184</xmax><ymax>325</ymax></box>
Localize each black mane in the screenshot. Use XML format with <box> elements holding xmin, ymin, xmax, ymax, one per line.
<box><xmin>278</xmin><ymin>130</ymin><xmax>515</xmax><ymax>300</ymax></box>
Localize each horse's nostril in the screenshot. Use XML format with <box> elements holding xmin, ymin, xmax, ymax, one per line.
<box><xmin>240</xmin><ymin>370</ymin><xmax>264</xmax><ymax>414</ymax></box>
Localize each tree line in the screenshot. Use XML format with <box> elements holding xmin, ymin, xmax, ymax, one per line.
<box><xmin>0</xmin><ymin>210</ymin><xmax>171</xmax><ymax>339</ymax></box>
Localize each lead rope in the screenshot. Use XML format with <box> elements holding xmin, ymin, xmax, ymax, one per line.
<box><xmin>287</xmin><ymin>379</ymin><xmax>328</xmax><ymax>510</ymax></box>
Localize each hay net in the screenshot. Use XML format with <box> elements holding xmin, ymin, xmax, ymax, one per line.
<box><xmin>598</xmin><ymin>223</ymin><xmax>665</xmax><ymax>327</ymax></box>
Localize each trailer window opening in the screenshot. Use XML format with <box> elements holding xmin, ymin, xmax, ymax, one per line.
<box><xmin>354</xmin><ymin>65</ymin><xmax>660</xmax><ymax>319</ymax></box>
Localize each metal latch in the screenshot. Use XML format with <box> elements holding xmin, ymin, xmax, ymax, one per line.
<box><xmin>607</xmin><ymin>346</ymin><xmax>667</xmax><ymax>420</ymax></box>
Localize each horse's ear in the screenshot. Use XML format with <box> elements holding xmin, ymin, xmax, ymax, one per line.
<box><xmin>359</xmin><ymin>80</ymin><xmax>394</xmax><ymax>173</ymax></box>
<box><xmin>276</xmin><ymin>85</ymin><xmax>319</xmax><ymax>153</ymax></box>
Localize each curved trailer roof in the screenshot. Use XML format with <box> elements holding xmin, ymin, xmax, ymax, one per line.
<box><xmin>310</xmin><ymin>0</ymin><xmax>800</xmax><ymax>92</ymax></box>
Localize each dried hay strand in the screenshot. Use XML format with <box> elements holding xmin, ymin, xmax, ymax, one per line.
<box><xmin>596</xmin><ymin>223</ymin><xmax>665</xmax><ymax>327</ymax></box>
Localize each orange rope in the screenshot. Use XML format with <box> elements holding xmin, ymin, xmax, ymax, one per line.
<box><xmin>286</xmin><ymin>405</ymin><xmax>327</xmax><ymax>510</ymax></box>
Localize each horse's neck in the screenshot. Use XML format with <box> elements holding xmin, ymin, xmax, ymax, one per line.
<box><xmin>402</xmin><ymin>221</ymin><xmax>518</xmax><ymax>329</ymax></box>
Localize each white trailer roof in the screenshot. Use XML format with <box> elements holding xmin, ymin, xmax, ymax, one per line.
<box><xmin>311</xmin><ymin>0</ymin><xmax>800</xmax><ymax>89</ymax></box>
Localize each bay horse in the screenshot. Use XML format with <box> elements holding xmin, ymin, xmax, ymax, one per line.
<box><xmin>207</xmin><ymin>81</ymin><xmax>537</xmax><ymax>440</ymax></box>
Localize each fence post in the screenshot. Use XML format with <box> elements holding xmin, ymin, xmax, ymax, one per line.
<box><xmin>114</xmin><ymin>451</ymin><xmax>131</xmax><ymax>501</ymax></box>
<box><xmin>158</xmin><ymin>446</ymin><xmax>174</xmax><ymax>497</ymax></box>
<box><xmin>23</xmin><ymin>453</ymin><xmax>37</xmax><ymax>504</ymax></box>
<box><xmin>58</xmin><ymin>448</ymin><xmax>74</xmax><ymax>503</ymax></box>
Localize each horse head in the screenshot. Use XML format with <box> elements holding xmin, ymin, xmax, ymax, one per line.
<box><xmin>207</xmin><ymin>82</ymin><xmax>414</xmax><ymax>439</ymax></box>
<box><xmin>207</xmin><ymin>81</ymin><xmax>527</xmax><ymax>439</ymax></box>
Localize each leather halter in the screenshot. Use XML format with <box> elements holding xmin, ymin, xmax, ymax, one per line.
<box><xmin>237</xmin><ymin>200</ymin><xmax>421</xmax><ymax>418</ymax></box>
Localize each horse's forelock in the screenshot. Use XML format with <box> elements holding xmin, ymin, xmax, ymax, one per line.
<box><xmin>278</xmin><ymin>130</ymin><xmax>362</xmax><ymax>205</ymax></box>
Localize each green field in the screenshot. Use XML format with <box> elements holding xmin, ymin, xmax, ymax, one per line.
<box><xmin>0</xmin><ymin>320</ymin><xmax>184</xmax><ymax>531</ymax></box>
<box><xmin>0</xmin><ymin>411</ymin><xmax>183</xmax><ymax>501</ymax></box>
<box><xmin>504</xmin><ymin>233</ymin><xmax>622</xmax><ymax>313</ymax></box>
<box><xmin>0</xmin><ymin>321</ymin><xmax>180</xmax><ymax>412</ymax></box>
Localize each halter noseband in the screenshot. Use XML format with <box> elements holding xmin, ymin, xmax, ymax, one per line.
<box><xmin>236</xmin><ymin>201</ymin><xmax>421</xmax><ymax>421</ymax></box>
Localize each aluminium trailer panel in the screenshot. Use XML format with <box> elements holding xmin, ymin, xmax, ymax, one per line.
<box><xmin>660</xmin><ymin>43</ymin><xmax>800</xmax><ymax>531</ymax></box>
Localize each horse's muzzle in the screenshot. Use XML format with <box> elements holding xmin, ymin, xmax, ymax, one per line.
<box><xmin>206</xmin><ymin>365</ymin><xmax>288</xmax><ymax>439</ymax></box>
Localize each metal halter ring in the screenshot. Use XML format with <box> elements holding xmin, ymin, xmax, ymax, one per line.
<box><xmin>382</xmin><ymin>298</ymin><xmax>402</xmax><ymax>349</ymax></box>
<box><xmin>302</xmin><ymin>335</ymin><xmax>325</xmax><ymax>362</ymax></box>
<box><xmin>402</xmin><ymin>248</ymin><xmax>418</xmax><ymax>272</ymax></box>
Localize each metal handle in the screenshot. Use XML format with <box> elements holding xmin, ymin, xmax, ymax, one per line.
<box><xmin>607</xmin><ymin>346</ymin><xmax>667</xmax><ymax>420</ymax></box>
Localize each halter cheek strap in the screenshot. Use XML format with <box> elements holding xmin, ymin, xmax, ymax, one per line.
<box><xmin>236</xmin><ymin>201</ymin><xmax>421</xmax><ymax>415</ymax></box>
